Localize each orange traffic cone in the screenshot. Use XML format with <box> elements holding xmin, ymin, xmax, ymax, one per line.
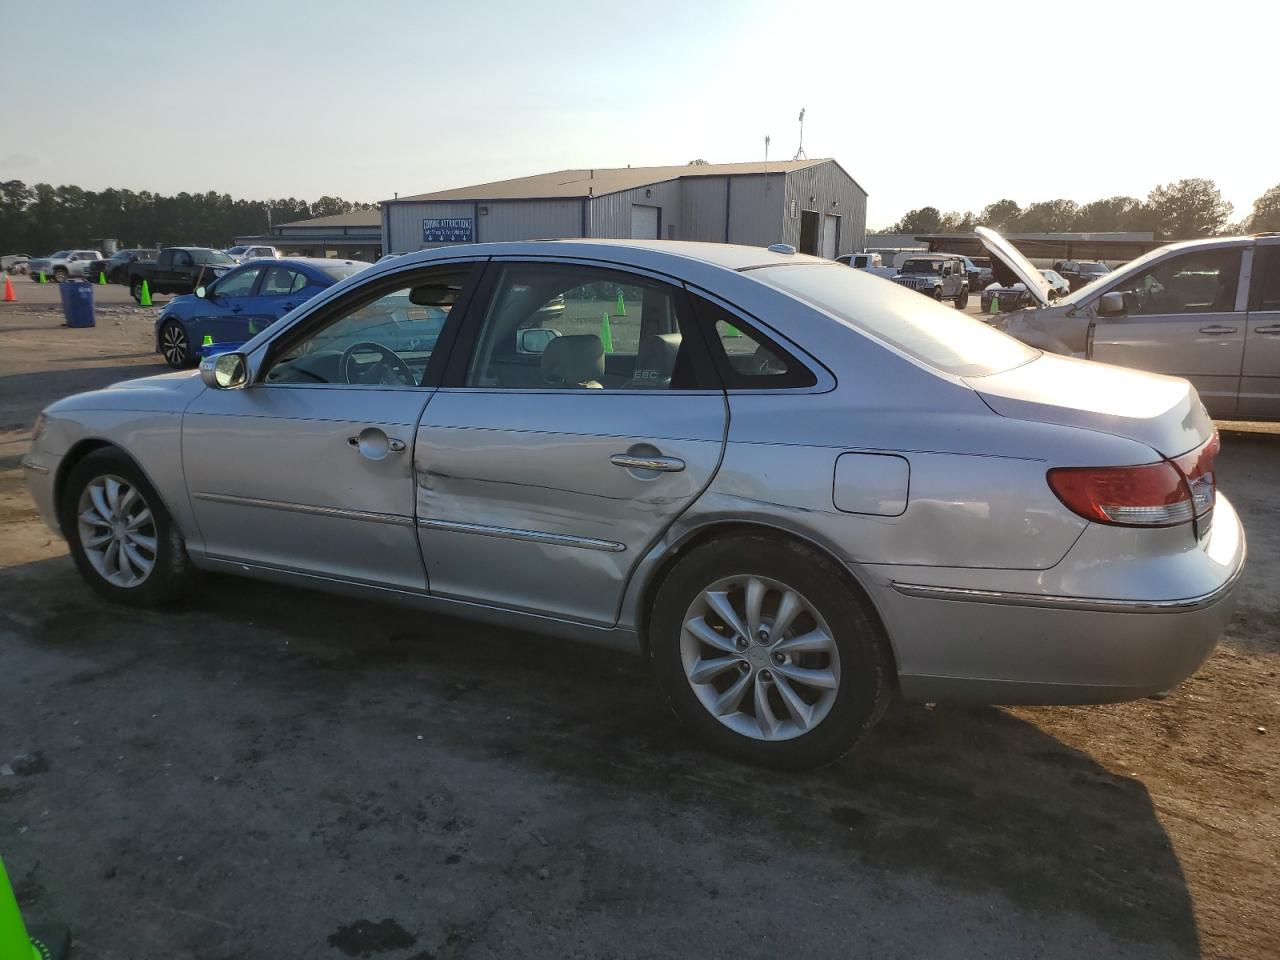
<box><xmin>2</xmin><ymin>276</ymin><xmax>15</xmax><ymax>302</ymax></box>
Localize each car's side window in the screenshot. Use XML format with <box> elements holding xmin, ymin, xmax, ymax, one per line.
<box><xmin>1106</xmin><ymin>249</ymin><xmax>1242</xmax><ymax>316</ymax></box>
<box><xmin>263</xmin><ymin>266</ymin><xmax>471</xmax><ymax>387</ymax></box>
<box><xmin>260</xmin><ymin>266</ymin><xmax>304</xmax><ymax>296</ymax></box>
<box><xmin>463</xmin><ymin>263</ymin><xmax>703</xmax><ymax>391</ymax></box>
<box><xmin>1249</xmin><ymin>246</ymin><xmax>1280</xmax><ymax>312</ymax></box>
<box><xmin>688</xmin><ymin>294</ymin><xmax>817</xmax><ymax>389</ymax></box>
<box><xmin>214</xmin><ymin>268</ymin><xmax>261</xmax><ymax>299</ymax></box>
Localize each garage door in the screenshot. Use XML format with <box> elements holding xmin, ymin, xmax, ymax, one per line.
<box><xmin>630</xmin><ymin>205</ymin><xmax>660</xmax><ymax>239</ymax></box>
<box><xmin>821</xmin><ymin>214</ymin><xmax>840</xmax><ymax>259</ymax></box>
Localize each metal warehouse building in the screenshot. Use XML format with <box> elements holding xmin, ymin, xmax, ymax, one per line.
<box><xmin>381</xmin><ymin>159</ymin><xmax>867</xmax><ymax>258</ymax></box>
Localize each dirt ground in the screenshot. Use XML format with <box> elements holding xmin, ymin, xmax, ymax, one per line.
<box><xmin>0</xmin><ymin>298</ymin><xmax>1276</xmax><ymax>960</ymax></box>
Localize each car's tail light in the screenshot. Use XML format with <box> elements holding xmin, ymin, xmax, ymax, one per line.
<box><xmin>1047</xmin><ymin>433</ymin><xmax>1218</xmax><ymax>529</ymax></box>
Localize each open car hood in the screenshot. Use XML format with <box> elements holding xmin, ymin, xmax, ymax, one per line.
<box><xmin>975</xmin><ymin>226</ymin><xmax>1053</xmax><ymax>309</ymax></box>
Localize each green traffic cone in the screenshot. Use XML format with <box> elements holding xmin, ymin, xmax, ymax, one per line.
<box><xmin>139</xmin><ymin>279</ymin><xmax>152</xmax><ymax>307</ymax></box>
<box><xmin>989</xmin><ymin>294</ymin><xmax>999</xmax><ymax>315</ymax></box>
<box><xmin>615</xmin><ymin>291</ymin><xmax>626</xmax><ymax>316</ymax></box>
<box><xmin>0</xmin><ymin>855</ymin><xmax>41</xmax><ymax>960</ymax></box>
<box><xmin>98</xmin><ymin>271</ymin><xmax>107</xmax><ymax>285</ymax></box>
<box><xmin>600</xmin><ymin>313</ymin><xmax>614</xmax><ymax>354</ymax></box>
<box><xmin>38</xmin><ymin>271</ymin><xmax>47</xmax><ymax>284</ymax></box>
<box><xmin>724</xmin><ymin>323</ymin><xmax>742</xmax><ymax>338</ymax></box>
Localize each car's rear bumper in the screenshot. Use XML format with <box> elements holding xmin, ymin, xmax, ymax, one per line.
<box><xmin>861</xmin><ymin>494</ymin><xmax>1247</xmax><ymax>704</ymax></box>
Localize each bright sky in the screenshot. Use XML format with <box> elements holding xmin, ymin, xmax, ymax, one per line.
<box><xmin>2</xmin><ymin>0</ymin><xmax>1272</xmax><ymax>228</ymax></box>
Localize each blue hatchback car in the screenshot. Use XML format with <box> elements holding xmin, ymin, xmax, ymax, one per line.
<box><xmin>154</xmin><ymin>257</ymin><xmax>370</xmax><ymax>368</ymax></box>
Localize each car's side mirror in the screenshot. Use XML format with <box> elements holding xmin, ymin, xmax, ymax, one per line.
<box><xmin>195</xmin><ymin>286</ymin><xmax>207</xmax><ymax>299</ymax></box>
<box><xmin>517</xmin><ymin>327</ymin><xmax>560</xmax><ymax>354</ymax></box>
<box><xmin>1096</xmin><ymin>292</ymin><xmax>1125</xmax><ymax>317</ymax></box>
<box><xmin>200</xmin><ymin>351</ymin><xmax>248</xmax><ymax>390</ymax></box>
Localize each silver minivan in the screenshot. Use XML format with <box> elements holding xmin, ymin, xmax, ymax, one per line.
<box><xmin>981</xmin><ymin>227</ymin><xmax>1280</xmax><ymax>420</ymax></box>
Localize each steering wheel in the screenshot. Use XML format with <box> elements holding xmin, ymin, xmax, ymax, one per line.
<box><xmin>339</xmin><ymin>341</ymin><xmax>416</xmax><ymax>386</ymax></box>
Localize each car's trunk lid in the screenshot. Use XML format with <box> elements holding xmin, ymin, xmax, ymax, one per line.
<box><xmin>975</xmin><ymin>226</ymin><xmax>1054</xmax><ymax>308</ymax></box>
<box><xmin>967</xmin><ymin>352</ymin><xmax>1213</xmax><ymax>457</ymax></box>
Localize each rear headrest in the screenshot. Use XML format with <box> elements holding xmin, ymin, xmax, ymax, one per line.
<box><xmin>541</xmin><ymin>334</ymin><xmax>605</xmax><ymax>387</ymax></box>
<box><xmin>630</xmin><ymin>333</ymin><xmax>681</xmax><ymax>387</ymax></box>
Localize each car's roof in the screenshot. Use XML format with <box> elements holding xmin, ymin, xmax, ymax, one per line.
<box><xmin>383</xmin><ymin>239</ymin><xmax>829</xmax><ymax>274</ymax></box>
<box><xmin>236</xmin><ymin>257</ymin><xmax>367</xmax><ymax>270</ymax></box>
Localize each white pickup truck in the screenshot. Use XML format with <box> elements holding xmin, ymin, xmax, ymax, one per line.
<box><xmin>26</xmin><ymin>249</ymin><xmax>103</xmax><ymax>282</ymax></box>
<box><xmin>836</xmin><ymin>251</ymin><xmax>897</xmax><ymax>280</ymax></box>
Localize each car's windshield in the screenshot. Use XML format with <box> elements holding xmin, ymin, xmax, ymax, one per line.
<box><xmin>1079</xmin><ymin>262</ymin><xmax>1108</xmax><ymax>273</ymax></box>
<box><xmin>754</xmin><ymin>263</ymin><xmax>1038</xmax><ymax>378</ymax></box>
<box><xmin>318</xmin><ymin>262</ymin><xmax>370</xmax><ymax>281</ymax></box>
<box><xmin>226</xmin><ymin>246</ymin><xmax>247</xmax><ymax>256</ymax></box>
<box><xmin>971</xmin><ymin>257</ymin><xmax>991</xmax><ymax>268</ymax></box>
<box><xmin>190</xmin><ymin>249</ymin><xmax>235</xmax><ymax>265</ymax></box>
<box><xmin>901</xmin><ymin>260</ymin><xmax>944</xmax><ymax>274</ymax></box>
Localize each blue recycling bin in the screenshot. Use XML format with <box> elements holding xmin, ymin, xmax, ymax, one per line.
<box><xmin>60</xmin><ymin>280</ymin><xmax>95</xmax><ymax>328</ymax></box>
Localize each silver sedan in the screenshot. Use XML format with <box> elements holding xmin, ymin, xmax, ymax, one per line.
<box><xmin>21</xmin><ymin>240</ymin><xmax>1246</xmax><ymax>769</ymax></box>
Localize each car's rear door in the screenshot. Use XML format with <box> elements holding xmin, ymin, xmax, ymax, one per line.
<box><xmin>414</xmin><ymin>258</ymin><xmax>727</xmax><ymax>626</ymax></box>
<box><xmin>1240</xmin><ymin>240</ymin><xmax>1280</xmax><ymax>419</ymax></box>
<box><xmin>1090</xmin><ymin>246</ymin><xmax>1246</xmax><ymax>418</ymax></box>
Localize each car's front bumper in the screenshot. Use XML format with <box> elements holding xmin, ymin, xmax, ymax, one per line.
<box><xmin>863</xmin><ymin>494</ymin><xmax>1247</xmax><ymax>704</ymax></box>
<box><xmin>21</xmin><ymin>451</ymin><xmax>60</xmax><ymax>534</ymax></box>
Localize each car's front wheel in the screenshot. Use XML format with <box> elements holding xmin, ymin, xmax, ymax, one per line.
<box><xmin>53</xmin><ymin>267</ymin><xmax>68</xmax><ymax>282</ymax></box>
<box><xmin>955</xmin><ymin>286</ymin><xmax>969</xmax><ymax>309</ymax></box>
<box><xmin>159</xmin><ymin>319</ymin><xmax>192</xmax><ymax>368</ymax></box>
<box><xmin>650</xmin><ymin>534</ymin><xmax>893</xmax><ymax>769</ymax></box>
<box><xmin>60</xmin><ymin>448</ymin><xmax>192</xmax><ymax>607</ymax></box>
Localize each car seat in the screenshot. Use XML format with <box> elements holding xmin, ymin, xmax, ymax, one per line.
<box><xmin>541</xmin><ymin>334</ymin><xmax>604</xmax><ymax>389</ymax></box>
<box><xmin>628</xmin><ymin>333</ymin><xmax>682</xmax><ymax>388</ymax></box>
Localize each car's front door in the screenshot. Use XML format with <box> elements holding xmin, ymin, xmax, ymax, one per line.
<box><xmin>181</xmin><ymin>262</ymin><xmax>483</xmax><ymax>590</ymax></box>
<box><xmin>1089</xmin><ymin>247</ymin><xmax>1246</xmax><ymax>418</ymax></box>
<box><xmin>1240</xmin><ymin>241</ymin><xmax>1280</xmax><ymax>419</ymax></box>
<box><xmin>254</xmin><ymin>264</ymin><xmax>313</xmax><ymax>337</ymax></box>
<box><xmin>197</xmin><ymin>265</ymin><xmax>263</xmax><ymax>347</ymax></box>
<box><xmin>415</xmin><ymin>259</ymin><xmax>727</xmax><ymax>625</ymax></box>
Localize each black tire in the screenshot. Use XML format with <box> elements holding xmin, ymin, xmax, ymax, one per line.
<box><xmin>159</xmin><ymin>319</ymin><xmax>192</xmax><ymax>368</ymax></box>
<box><xmin>131</xmin><ymin>278</ymin><xmax>143</xmax><ymax>303</ymax></box>
<box><xmin>53</xmin><ymin>267</ymin><xmax>68</xmax><ymax>282</ymax></box>
<box><xmin>649</xmin><ymin>534</ymin><xmax>894</xmax><ymax>770</ymax></box>
<box><xmin>955</xmin><ymin>286</ymin><xmax>969</xmax><ymax>309</ymax></box>
<box><xmin>59</xmin><ymin>448</ymin><xmax>192</xmax><ymax>608</ymax></box>
<box><xmin>931</xmin><ymin>286</ymin><xmax>943</xmax><ymax>301</ymax></box>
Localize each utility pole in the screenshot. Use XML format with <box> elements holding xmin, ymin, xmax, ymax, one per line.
<box><xmin>793</xmin><ymin>108</ymin><xmax>807</xmax><ymax>161</ymax></box>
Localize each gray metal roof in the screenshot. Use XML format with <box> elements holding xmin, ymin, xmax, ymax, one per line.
<box><xmin>388</xmin><ymin>159</ymin><xmax>831</xmax><ymax>203</ymax></box>
<box><xmin>276</xmin><ymin>210</ymin><xmax>381</xmax><ymax>229</ymax></box>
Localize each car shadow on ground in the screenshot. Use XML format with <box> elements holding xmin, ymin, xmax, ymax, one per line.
<box><xmin>0</xmin><ymin>554</ymin><xmax>1202</xmax><ymax>957</ymax></box>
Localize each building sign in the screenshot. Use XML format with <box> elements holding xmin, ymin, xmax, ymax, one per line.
<box><xmin>423</xmin><ymin>218</ymin><xmax>473</xmax><ymax>243</ymax></box>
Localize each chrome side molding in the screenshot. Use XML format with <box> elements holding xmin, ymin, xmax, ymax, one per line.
<box><xmin>417</xmin><ymin>517</ymin><xmax>626</xmax><ymax>553</ymax></box>
<box><xmin>191</xmin><ymin>491</ymin><xmax>414</xmax><ymax>527</ymax></box>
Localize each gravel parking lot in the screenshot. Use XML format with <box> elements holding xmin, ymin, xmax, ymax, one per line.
<box><xmin>1</xmin><ymin>297</ymin><xmax>1277</xmax><ymax>959</ymax></box>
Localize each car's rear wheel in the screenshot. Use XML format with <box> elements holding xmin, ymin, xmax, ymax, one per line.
<box><xmin>131</xmin><ymin>279</ymin><xmax>144</xmax><ymax>303</ymax></box>
<box><xmin>955</xmin><ymin>287</ymin><xmax>969</xmax><ymax>309</ymax></box>
<box><xmin>53</xmin><ymin>267</ymin><xmax>68</xmax><ymax>282</ymax></box>
<box><xmin>159</xmin><ymin>320</ymin><xmax>191</xmax><ymax>368</ymax></box>
<box><xmin>60</xmin><ymin>448</ymin><xmax>192</xmax><ymax>607</ymax></box>
<box><xmin>650</xmin><ymin>534</ymin><xmax>893</xmax><ymax>769</ymax></box>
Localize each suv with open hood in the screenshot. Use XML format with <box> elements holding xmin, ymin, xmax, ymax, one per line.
<box><xmin>891</xmin><ymin>254</ymin><xmax>969</xmax><ymax>308</ymax></box>
<box><xmin>977</xmin><ymin>226</ymin><xmax>1280</xmax><ymax>421</ymax></box>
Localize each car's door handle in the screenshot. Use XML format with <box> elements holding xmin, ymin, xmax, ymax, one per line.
<box><xmin>348</xmin><ymin>429</ymin><xmax>406</xmax><ymax>460</ymax></box>
<box><xmin>610</xmin><ymin>454</ymin><xmax>685</xmax><ymax>472</ymax></box>
<box><xmin>282</xmin><ymin>303</ymin><xmax>295</xmax><ymax>310</ymax></box>
<box><xmin>1198</xmin><ymin>325</ymin><xmax>1237</xmax><ymax>335</ymax></box>
<box><xmin>1255</xmin><ymin>324</ymin><xmax>1280</xmax><ymax>335</ymax></box>
<box><xmin>231</xmin><ymin>305</ymin><xmax>242</xmax><ymax>313</ymax></box>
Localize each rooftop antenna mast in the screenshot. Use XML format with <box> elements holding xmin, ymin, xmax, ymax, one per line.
<box><xmin>793</xmin><ymin>108</ymin><xmax>807</xmax><ymax>160</ymax></box>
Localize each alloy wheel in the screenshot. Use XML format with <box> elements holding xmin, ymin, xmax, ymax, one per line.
<box><xmin>76</xmin><ymin>474</ymin><xmax>157</xmax><ymax>587</ymax></box>
<box><xmin>161</xmin><ymin>322</ymin><xmax>188</xmax><ymax>366</ymax></box>
<box><xmin>680</xmin><ymin>574</ymin><xmax>840</xmax><ymax>741</ymax></box>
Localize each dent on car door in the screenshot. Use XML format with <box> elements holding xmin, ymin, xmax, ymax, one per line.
<box><xmin>1089</xmin><ymin>247</ymin><xmax>1245</xmax><ymax>418</ymax></box>
<box><xmin>181</xmin><ymin>262</ymin><xmax>484</xmax><ymax>589</ymax></box>
<box><xmin>415</xmin><ymin>260</ymin><xmax>728</xmax><ymax>625</ymax></box>
<box><xmin>1240</xmin><ymin>243</ymin><xmax>1280</xmax><ymax>418</ymax></box>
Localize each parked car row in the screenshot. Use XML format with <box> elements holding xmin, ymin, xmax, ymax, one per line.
<box><xmin>24</xmin><ymin>249</ymin><xmax>103</xmax><ymax>282</ymax></box>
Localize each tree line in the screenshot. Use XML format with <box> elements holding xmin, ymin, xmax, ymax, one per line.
<box><xmin>887</xmin><ymin>178</ymin><xmax>1280</xmax><ymax>240</ymax></box>
<box><xmin>0</xmin><ymin>180</ymin><xmax>376</xmax><ymax>254</ymax></box>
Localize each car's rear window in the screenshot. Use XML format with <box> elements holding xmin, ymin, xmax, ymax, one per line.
<box><xmin>752</xmin><ymin>262</ymin><xmax>1038</xmax><ymax>378</ymax></box>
